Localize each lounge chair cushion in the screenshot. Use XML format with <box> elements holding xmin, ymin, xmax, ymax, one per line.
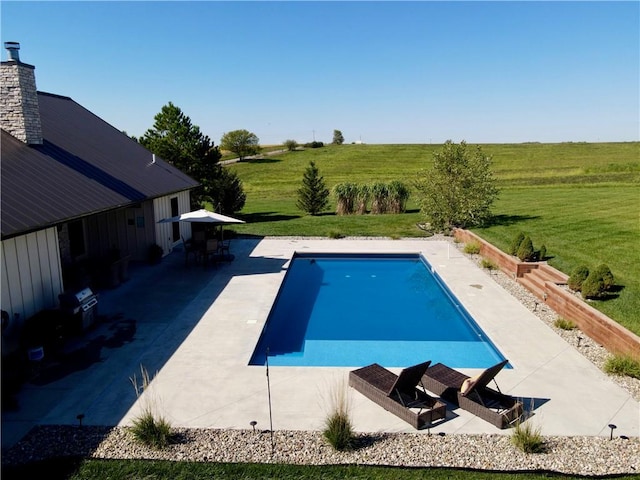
<box><xmin>461</xmin><ymin>374</ymin><xmax>480</xmax><ymax>396</ymax></box>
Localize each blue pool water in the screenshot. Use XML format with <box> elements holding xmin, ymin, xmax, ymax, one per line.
<box><xmin>249</xmin><ymin>253</ymin><xmax>508</xmax><ymax>368</ymax></box>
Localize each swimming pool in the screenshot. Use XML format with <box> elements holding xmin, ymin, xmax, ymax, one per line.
<box><xmin>249</xmin><ymin>253</ymin><xmax>508</xmax><ymax>368</ymax></box>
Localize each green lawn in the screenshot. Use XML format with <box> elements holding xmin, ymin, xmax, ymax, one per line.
<box><xmin>226</xmin><ymin>142</ymin><xmax>640</xmax><ymax>334</ymax></box>
<box><xmin>5</xmin><ymin>457</ymin><xmax>638</xmax><ymax>480</ymax></box>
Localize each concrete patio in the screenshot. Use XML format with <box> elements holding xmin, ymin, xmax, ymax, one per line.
<box><xmin>2</xmin><ymin>238</ymin><xmax>638</xmax><ymax>452</ymax></box>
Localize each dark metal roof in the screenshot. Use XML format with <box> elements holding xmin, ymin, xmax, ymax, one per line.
<box><xmin>1</xmin><ymin>92</ymin><xmax>199</xmax><ymax>239</ymax></box>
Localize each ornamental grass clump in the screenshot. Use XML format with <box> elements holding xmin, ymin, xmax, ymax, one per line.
<box><xmin>129</xmin><ymin>365</ymin><xmax>173</xmax><ymax>449</ymax></box>
<box><xmin>355</xmin><ymin>184</ymin><xmax>370</xmax><ymax>215</ymax></box>
<box><xmin>370</xmin><ymin>182</ymin><xmax>390</xmax><ymax>214</ymax></box>
<box><xmin>511</xmin><ymin>420</ymin><xmax>545</xmax><ymax>453</ymax></box>
<box><xmin>387</xmin><ymin>180</ymin><xmax>410</xmax><ymax>214</ymax></box>
<box><xmin>554</xmin><ymin>317</ymin><xmax>576</xmax><ymax>330</ymax></box>
<box><xmin>333</xmin><ymin>182</ymin><xmax>358</xmax><ymax>215</ymax></box>
<box><xmin>604</xmin><ymin>354</ymin><xmax>640</xmax><ymax>379</ymax></box>
<box><xmin>463</xmin><ymin>241</ymin><xmax>481</xmax><ymax>255</ymax></box>
<box><xmin>323</xmin><ymin>380</ymin><xmax>355</xmax><ymax>451</ymax></box>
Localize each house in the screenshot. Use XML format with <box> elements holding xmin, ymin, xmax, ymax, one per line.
<box><xmin>1</xmin><ymin>42</ymin><xmax>198</xmax><ymax>352</ymax></box>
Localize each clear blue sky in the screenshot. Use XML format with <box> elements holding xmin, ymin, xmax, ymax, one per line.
<box><xmin>2</xmin><ymin>1</ymin><xmax>638</xmax><ymax>145</ymax></box>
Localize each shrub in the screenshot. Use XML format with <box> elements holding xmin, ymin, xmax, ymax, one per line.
<box><xmin>511</xmin><ymin>421</ymin><xmax>545</xmax><ymax>453</ymax></box>
<box><xmin>554</xmin><ymin>318</ymin><xmax>576</xmax><ymax>330</ymax></box>
<box><xmin>480</xmin><ymin>258</ymin><xmax>498</xmax><ymax>270</ymax></box>
<box><xmin>304</xmin><ymin>141</ymin><xmax>324</xmax><ymax>148</ymax></box>
<box><xmin>463</xmin><ymin>242</ymin><xmax>481</xmax><ymax>255</ymax></box>
<box><xmin>323</xmin><ymin>381</ymin><xmax>355</xmax><ymax>451</ymax></box>
<box><xmin>568</xmin><ymin>265</ymin><xmax>589</xmax><ymax>292</ymax></box>
<box><xmin>283</xmin><ymin>139</ymin><xmax>298</xmax><ymax>151</ymax></box>
<box><xmin>516</xmin><ymin>236</ymin><xmax>535</xmax><ymax>262</ymax></box>
<box><xmin>594</xmin><ymin>264</ymin><xmax>614</xmax><ymax>291</ymax></box>
<box><xmin>581</xmin><ymin>270</ymin><xmax>605</xmax><ymax>298</ymax></box>
<box><xmin>604</xmin><ymin>354</ymin><xmax>640</xmax><ymax>379</ymax></box>
<box><xmin>327</xmin><ymin>229</ymin><xmax>345</xmax><ymax>239</ymax></box>
<box><xmin>509</xmin><ymin>231</ymin><xmax>525</xmax><ymax>255</ymax></box>
<box><xmin>538</xmin><ymin>244</ymin><xmax>547</xmax><ymax>262</ymax></box>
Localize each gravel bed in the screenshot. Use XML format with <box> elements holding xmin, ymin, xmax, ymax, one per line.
<box><xmin>3</xmin><ymin>426</ymin><xmax>639</xmax><ymax>475</ymax></box>
<box><xmin>3</xmin><ymin>235</ymin><xmax>639</xmax><ymax>474</ymax></box>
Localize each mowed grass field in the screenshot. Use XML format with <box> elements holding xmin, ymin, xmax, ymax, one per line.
<box><xmin>226</xmin><ymin>142</ymin><xmax>640</xmax><ymax>334</ymax></box>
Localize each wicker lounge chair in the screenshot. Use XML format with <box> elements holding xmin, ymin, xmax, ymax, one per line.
<box><xmin>421</xmin><ymin>359</ymin><xmax>523</xmax><ymax>429</ymax></box>
<box><xmin>349</xmin><ymin>362</ymin><xmax>446</xmax><ymax>430</ymax></box>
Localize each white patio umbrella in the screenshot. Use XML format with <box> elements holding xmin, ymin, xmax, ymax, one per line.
<box><xmin>158</xmin><ymin>209</ymin><xmax>245</xmax><ymax>245</ymax></box>
<box><xmin>158</xmin><ymin>209</ymin><xmax>245</xmax><ymax>225</ymax></box>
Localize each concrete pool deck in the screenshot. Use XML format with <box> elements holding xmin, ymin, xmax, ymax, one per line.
<box><xmin>2</xmin><ymin>238</ymin><xmax>638</xmax><ymax>451</ymax></box>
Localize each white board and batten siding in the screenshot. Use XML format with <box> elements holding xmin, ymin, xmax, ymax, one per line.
<box><xmin>153</xmin><ymin>191</ymin><xmax>192</xmax><ymax>256</ymax></box>
<box><xmin>1</xmin><ymin>227</ymin><xmax>63</xmax><ymax>324</ymax></box>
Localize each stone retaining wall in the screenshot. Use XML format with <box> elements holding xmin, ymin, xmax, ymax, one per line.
<box><xmin>453</xmin><ymin>229</ymin><xmax>640</xmax><ymax>361</ymax></box>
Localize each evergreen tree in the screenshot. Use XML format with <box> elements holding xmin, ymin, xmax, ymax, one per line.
<box><xmin>297</xmin><ymin>161</ymin><xmax>329</xmax><ymax>215</ymax></box>
<box><xmin>140</xmin><ymin>102</ymin><xmax>245</xmax><ymax>213</ymax></box>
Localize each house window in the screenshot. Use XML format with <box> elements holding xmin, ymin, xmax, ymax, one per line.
<box><xmin>68</xmin><ymin>220</ymin><xmax>86</xmax><ymax>257</ymax></box>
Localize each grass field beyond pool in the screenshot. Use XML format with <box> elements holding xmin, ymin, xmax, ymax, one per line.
<box><xmin>227</xmin><ymin>142</ymin><xmax>640</xmax><ymax>334</ymax></box>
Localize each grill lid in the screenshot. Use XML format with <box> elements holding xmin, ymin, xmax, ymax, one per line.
<box><xmin>75</xmin><ymin>287</ymin><xmax>95</xmax><ymax>303</ymax></box>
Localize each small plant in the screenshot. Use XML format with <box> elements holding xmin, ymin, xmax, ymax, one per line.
<box><xmin>581</xmin><ymin>270</ymin><xmax>605</xmax><ymax>299</ymax></box>
<box><xmin>554</xmin><ymin>317</ymin><xmax>576</xmax><ymax>330</ymax></box>
<box><xmin>538</xmin><ymin>244</ymin><xmax>547</xmax><ymax>261</ymax></box>
<box><xmin>463</xmin><ymin>241</ymin><xmax>481</xmax><ymax>255</ymax></box>
<box><xmin>129</xmin><ymin>365</ymin><xmax>173</xmax><ymax>449</ymax></box>
<box><xmin>480</xmin><ymin>258</ymin><xmax>498</xmax><ymax>270</ymax></box>
<box><xmin>604</xmin><ymin>354</ymin><xmax>640</xmax><ymax>379</ymax></box>
<box><xmin>327</xmin><ymin>229</ymin><xmax>345</xmax><ymax>239</ymax></box>
<box><xmin>516</xmin><ymin>236</ymin><xmax>535</xmax><ymax>262</ymax></box>
<box><xmin>511</xmin><ymin>420</ymin><xmax>545</xmax><ymax>453</ymax></box>
<box><xmin>323</xmin><ymin>380</ymin><xmax>355</xmax><ymax>451</ymax></box>
<box><xmin>594</xmin><ymin>264</ymin><xmax>614</xmax><ymax>291</ymax></box>
<box><xmin>568</xmin><ymin>265</ymin><xmax>589</xmax><ymax>292</ymax></box>
<box><xmin>509</xmin><ymin>231</ymin><xmax>525</xmax><ymax>255</ymax></box>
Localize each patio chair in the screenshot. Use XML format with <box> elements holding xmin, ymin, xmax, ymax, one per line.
<box><xmin>349</xmin><ymin>361</ymin><xmax>446</xmax><ymax>430</ymax></box>
<box><xmin>421</xmin><ymin>359</ymin><xmax>523</xmax><ymax>429</ymax></box>
<box><xmin>182</xmin><ymin>236</ymin><xmax>199</xmax><ymax>266</ymax></box>
<box><xmin>203</xmin><ymin>239</ymin><xmax>220</xmax><ymax>266</ymax></box>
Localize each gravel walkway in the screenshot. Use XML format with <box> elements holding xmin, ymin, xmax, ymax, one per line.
<box><xmin>3</xmin><ymin>235</ymin><xmax>639</xmax><ymax>474</ymax></box>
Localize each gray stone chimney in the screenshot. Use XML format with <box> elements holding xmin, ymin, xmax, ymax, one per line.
<box><xmin>1</xmin><ymin>42</ymin><xmax>43</xmax><ymax>145</ymax></box>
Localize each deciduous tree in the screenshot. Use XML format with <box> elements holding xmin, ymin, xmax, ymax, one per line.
<box><xmin>220</xmin><ymin>129</ymin><xmax>260</xmax><ymax>161</ymax></box>
<box><xmin>332</xmin><ymin>129</ymin><xmax>344</xmax><ymax>145</ymax></box>
<box><xmin>415</xmin><ymin>140</ymin><xmax>498</xmax><ymax>232</ymax></box>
